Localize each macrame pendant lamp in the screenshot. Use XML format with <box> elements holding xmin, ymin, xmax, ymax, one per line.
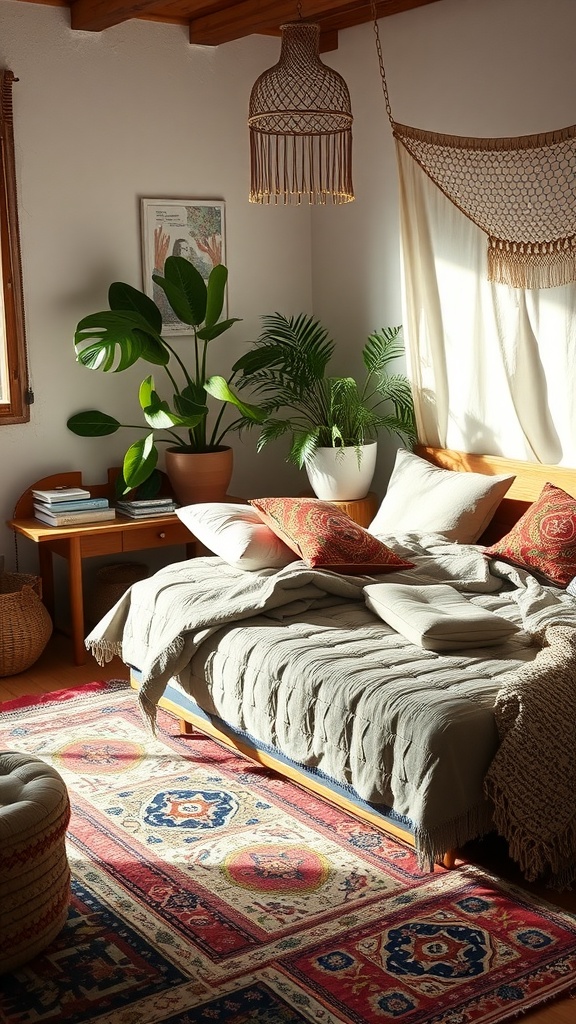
<box><xmin>249</xmin><ymin>21</ymin><xmax>354</xmax><ymax>205</ymax></box>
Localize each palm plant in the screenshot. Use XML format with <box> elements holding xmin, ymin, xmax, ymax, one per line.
<box><xmin>234</xmin><ymin>312</ymin><xmax>416</xmax><ymax>468</ymax></box>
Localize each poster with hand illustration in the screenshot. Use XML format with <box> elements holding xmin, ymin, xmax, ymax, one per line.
<box><xmin>140</xmin><ymin>198</ymin><xmax>226</xmax><ymax>335</ymax></box>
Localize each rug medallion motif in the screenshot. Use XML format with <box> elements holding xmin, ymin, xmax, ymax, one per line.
<box><xmin>1</xmin><ymin>681</ymin><xmax>575</xmax><ymax>1024</ymax></box>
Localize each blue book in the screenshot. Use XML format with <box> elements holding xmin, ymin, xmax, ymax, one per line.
<box><xmin>33</xmin><ymin>496</ymin><xmax>109</xmax><ymax>513</ymax></box>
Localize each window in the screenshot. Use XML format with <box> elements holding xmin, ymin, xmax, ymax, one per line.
<box><xmin>0</xmin><ymin>69</ymin><xmax>31</xmax><ymax>424</ymax></box>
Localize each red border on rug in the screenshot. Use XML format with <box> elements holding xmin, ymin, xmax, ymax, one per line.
<box><xmin>0</xmin><ymin>679</ymin><xmax>122</xmax><ymax>713</ymax></box>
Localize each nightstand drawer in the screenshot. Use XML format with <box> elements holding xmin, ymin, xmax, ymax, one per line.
<box><xmin>122</xmin><ymin>521</ymin><xmax>193</xmax><ymax>552</ymax></box>
<box><xmin>80</xmin><ymin>534</ymin><xmax>123</xmax><ymax>558</ymax></box>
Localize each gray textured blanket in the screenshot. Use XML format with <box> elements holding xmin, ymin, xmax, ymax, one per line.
<box><xmin>87</xmin><ymin>556</ymin><xmax>373</xmax><ymax>725</ymax></box>
<box><xmin>86</xmin><ymin>533</ymin><xmax>576</xmax><ymax>877</ymax></box>
<box><xmin>87</xmin><ymin>534</ymin><xmax>504</xmax><ymax>715</ymax></box>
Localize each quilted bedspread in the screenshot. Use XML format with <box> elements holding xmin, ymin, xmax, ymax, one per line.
<box><xmin>87</xmin><ymin>533</ymin><xmax>576</xmax><ymax>874</ymax></box>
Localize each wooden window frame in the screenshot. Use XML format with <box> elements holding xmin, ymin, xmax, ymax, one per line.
<box><xmin>1</xmin><ymin>69</ymin><xmax>30</xmax><ymax>424</ymax></box>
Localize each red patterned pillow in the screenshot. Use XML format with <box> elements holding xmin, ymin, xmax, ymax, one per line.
<box><xmin>484</xmin><ymin>482</ymin><xmax>576</xmax><ymax>587</ymax></box>
<box><xmin>248</xmin><ymin>497</ymin><xmax>415</xmax><ymax>575</ymax></box>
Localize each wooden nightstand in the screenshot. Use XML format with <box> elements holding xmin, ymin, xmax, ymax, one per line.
<box><xmin>7</xmin><ymin>469</ymin><xmax>195</xmax><ymax>666</ymax></box>
<box><xmin>326</xmin><ymin>492</ymin><xmax>379</xmax><ymax>527</ymax></box>
<box><xmin>299</xmin><ymin>492</ymin><xmax>380</xmax><ymax>528</ymax></box>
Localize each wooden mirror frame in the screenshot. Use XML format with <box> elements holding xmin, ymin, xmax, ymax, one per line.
<box><xmin>0</xmin><ymin>69</ymin><xmax>30</xmax><ymax>424</ymax></box>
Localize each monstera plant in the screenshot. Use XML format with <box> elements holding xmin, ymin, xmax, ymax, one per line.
<box><xmin>67</xmin><ymin>258</ymin><xmax>266</xmax><ymax>500</ymax></box>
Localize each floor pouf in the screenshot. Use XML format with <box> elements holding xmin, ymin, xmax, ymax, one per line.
<box><xmin>0</xmin><ymin>751</ymin><xmax>71</xmax><ymax>974</ymax></box>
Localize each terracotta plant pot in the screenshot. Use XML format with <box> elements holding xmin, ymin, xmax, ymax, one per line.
<box><xmin>165</xmin><ymin>446</ymin><xmax>234</xmax><ymax>505</ymax></box>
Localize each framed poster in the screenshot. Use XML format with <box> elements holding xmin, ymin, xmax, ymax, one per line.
<box><xmin>140</xmin><ymin>198</ymin><xmax>226</xmax><ymax>335</ymax></box>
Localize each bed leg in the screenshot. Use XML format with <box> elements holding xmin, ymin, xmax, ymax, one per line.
<box><xmin>441</xmin><ymin>849</ymin><xmax>457</xmax><ymax>869</ymax></box>
<box><xmin>179</xmin><ymin>719</ymin><xmax>194</xmax><ymax>736</ymax></box>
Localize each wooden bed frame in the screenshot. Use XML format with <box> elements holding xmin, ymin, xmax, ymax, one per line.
<box><xmin>131</xmin><ymin>445</ymin><xmax>576</xmax><ymax>867</ymax></box>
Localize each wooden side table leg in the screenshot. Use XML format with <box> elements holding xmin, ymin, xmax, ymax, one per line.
<box><xmin>68</xmin><ymin>537</ymin><xmax>87</xmax><ymax>666</ymax></box>
<box><xmin>38</xmin><ymin>545</ymin><xmax>55</xmax><ymax>619</ymax></box>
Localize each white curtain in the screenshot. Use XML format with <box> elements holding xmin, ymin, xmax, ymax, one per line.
<box><xmin>397</xmin><ymin>142</ymin><xmax>576</xmax><ymax>464</ymax></box>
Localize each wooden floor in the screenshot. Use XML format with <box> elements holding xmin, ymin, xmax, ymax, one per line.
<box><xmin>0</xmin><ymin>629</ymin><xmax>129</xmax><ymax>701</ymax></box>
<box><xmin>1</xmin><ymin>631</ymin><xmax>575</xmax><ymax>1023</ymax></box>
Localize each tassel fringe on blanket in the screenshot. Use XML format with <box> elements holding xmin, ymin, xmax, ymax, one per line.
<box><xmin>484</xmin><ymin>624</ymin><xmax>576</xmax><ymax>888</ymax></box>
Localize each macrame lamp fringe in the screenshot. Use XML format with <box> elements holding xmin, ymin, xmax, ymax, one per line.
<box><xmin>248</xmin><ymin>22</ymin><xmax>354</xmax><ymax>205</ymax></box>
<box><xmin>249</xmin><ymin>130</ymin><xmax>353</xmax><ymax>206</ymax></box>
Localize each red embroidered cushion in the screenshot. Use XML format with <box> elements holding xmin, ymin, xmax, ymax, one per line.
<box><xmin>484</xmin><ymin>482</ymin><xmax>576</xmax><ymax>587</ymax></box>
<box><xmin>248</xmin><ymin>497</ymin><xmax>415</xmax><ymax>575</ymax></box>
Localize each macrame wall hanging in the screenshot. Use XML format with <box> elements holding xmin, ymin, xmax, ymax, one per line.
<box><xmin>371</xmin><ymin>6</ymin><xmax>576</xmax><ymax>290</ymax></box>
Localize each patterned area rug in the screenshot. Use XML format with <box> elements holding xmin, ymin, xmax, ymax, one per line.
<box><xmin>1</xmin><ymin>681</ymin><xmax>575</xmax><ymax>1024</ymax></box>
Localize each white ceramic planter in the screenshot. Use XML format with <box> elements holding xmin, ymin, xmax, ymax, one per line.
<box><xmin>305</xmin><ymin>443</ymin><xmax>378</xmax><ymax>501</ymax></box>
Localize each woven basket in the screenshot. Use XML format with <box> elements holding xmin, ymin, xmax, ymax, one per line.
<box><xmin>0</xmin><ymin>572</ymin><xmax>53</xmax><ymax>677</ymax></box>
<box><xmin>86</xmin><ymin>561</ymin><xmax>149</xmax><ymax>625</ymax></box>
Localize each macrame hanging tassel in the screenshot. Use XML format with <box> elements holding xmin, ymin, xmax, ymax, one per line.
<box><xmin>487</xmin><ymin>237</ymin><xmax>576</xmax><ymax>290</ymax></box>
<box><xmin>393</xmin><ymin>120</ymin><xmax>576</xmax><ymax>290</ymax></box>
<box><xmin>368</xmin><ymin>1</ymin><xmax>576</xmax><ymax>289</ymax></box>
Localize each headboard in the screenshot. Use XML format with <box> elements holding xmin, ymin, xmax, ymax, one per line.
<box><xmin>415</xmin><ymin>444</ymin><xmax>576</xmax><ymax>544</ymax></box>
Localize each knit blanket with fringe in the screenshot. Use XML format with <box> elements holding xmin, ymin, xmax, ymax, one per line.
<box><xmin>484</xmin><ymin>624</ymin><xmax>576</xmax><ymax>888</ymax></box>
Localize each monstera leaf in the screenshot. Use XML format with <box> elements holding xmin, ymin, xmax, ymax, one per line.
<box><xmin>108</xmin><ymin>282</ymin><xmax>163</xmax><ymax>333</ymax></box>
<box><xmin>67</xmin><ymin>410</ymin><xmax>121</xmax><ymax>436</ymax></box>
<box><xmin>205</xmin><ymin>376</ymin><xmax>266</xmax><ymax>423</ymax></box>
<box><xmin>74</xmin><ymin>310</ymin><xmax>168</xmax><ymax>372</ymax></box>
<box><xmin>152</xmin><ymin>256</ymin><xmax>208</xmax><ymax>326</ymax></box>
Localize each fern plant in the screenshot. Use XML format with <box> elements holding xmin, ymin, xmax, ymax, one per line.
<box><xmin>234</xmin><ymin>312</ymin><xmax>416</xmax><ymax>468</ymax></box>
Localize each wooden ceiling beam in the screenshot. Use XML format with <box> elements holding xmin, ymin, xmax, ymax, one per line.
<box><xmin>314</xmin><ymin>0</ymin><xmax>444</xmax><ymax>28</ymax></box>
<box><xmin>189</xmin><ymin>0</ymin><xmax>361</xmax><ymax>47</ymax></box>
<box><xmin>64</xmin><ymin>0</ymin><xmax>444</xmax><ymax>40</ymax></box>
<box><xmin>315</xmin><ymin>0</ymin><xmax>443</xmax><ymax>36</ymax></box>
<box><xmin>70</xmin><ymin>0</ymin><xmax>164</xmax><ymax>32</ymax></box>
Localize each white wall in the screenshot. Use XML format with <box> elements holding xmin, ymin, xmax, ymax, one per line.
<box><xmin>312</xmin><ymin>0</ymin><xmax>576</xmax><ymax>484</ymax></box>
<box><xmin>1</xmin><ymin>0</ymin><xmax>576</xmax><ymax>580</ymax></box>
<box><xmin>0</xmin><ymin>5</ymin><xmax>312</xmax><ymax>574</ymax></box>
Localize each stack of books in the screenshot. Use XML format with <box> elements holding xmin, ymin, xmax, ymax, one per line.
<box><xmin>32</xmin><ymin>486</ymin><xmax>116</xmax><ymax>527</ymax></box>
<box><xmin>116</xmin><ymin>497</ymin><xmax>177</xmax><ymax>519</ymax></box>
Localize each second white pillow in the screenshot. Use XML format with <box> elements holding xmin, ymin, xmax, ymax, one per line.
<box><xmin>176</xmin><ymin>502</ymin><xmax>297</xmax><ymax>571</ymax></box>
<box><xmin>368</xmin><ymin>449</ymin><xmax>515</xmax><ymax>544</ymax></box>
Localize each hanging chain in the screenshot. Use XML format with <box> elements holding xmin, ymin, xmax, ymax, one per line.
<box><xmin>370</xmin><ymin>0</ymin><xmax>394</xmax><ymax>127</ymax></box>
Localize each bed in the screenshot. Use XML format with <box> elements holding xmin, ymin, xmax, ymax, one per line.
<box><xmin>87</xmin><ymin>445</ymin><xmax>576</xmax><ymax>885</ymax></box>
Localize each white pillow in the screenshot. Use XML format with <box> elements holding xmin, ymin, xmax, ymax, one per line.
<box><xmin>364</xmin><ymin>582</ymin><xmax>519</xmax><ymax>651</ymax></box>
<box><xmin>368</xmin><ymin>449</ymin><xmax>515</xmax><ymax>544</ymax></box>
<box><xmin>176</xmin><ymin>502</ymin><xmax>296</xmax><ymax>571</ymax></box>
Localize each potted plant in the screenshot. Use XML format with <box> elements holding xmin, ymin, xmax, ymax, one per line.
<box><xmin>67</xmin><ymin>258</ymin><xmax>266</xmax><ymax>503</ymax></box>
<box><xmin>234</xmin><ymin>312</ymin><xmax>416</xmax><ymax>500</ymax></box>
